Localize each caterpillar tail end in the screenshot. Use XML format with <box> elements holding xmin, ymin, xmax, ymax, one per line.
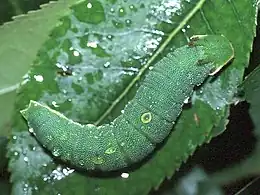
<box><xmin>20</xmin><ymin>100</ymin><xmax>41</xmax><ymax>120</ymax></box>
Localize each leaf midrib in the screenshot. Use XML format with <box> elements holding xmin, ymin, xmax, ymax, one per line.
<box><xmin>94</xmin><ymin>0</ymin><xmax>206</xmax><ymax>125</ymax></box>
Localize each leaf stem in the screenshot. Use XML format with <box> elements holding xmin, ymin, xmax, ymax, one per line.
<box><xmin>0</xmin><ymin>83</ymin><xmax>20</xmax><ymax>96</ymax></box>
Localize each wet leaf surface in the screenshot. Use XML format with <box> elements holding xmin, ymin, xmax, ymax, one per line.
<box><xmin>7</xmin><ymin>0</ymin><xmax>257</xmax><ymax>194</ymax></box>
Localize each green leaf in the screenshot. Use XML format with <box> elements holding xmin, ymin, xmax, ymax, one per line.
<box><xmin>244</xmin><ymin>65</ymin><xmax>260</xmax><ymax>138</ymax></box>
<box><xmin>0</xmin><ymin>90</ymin><xmax>16</xmax><ymax>136</ymax></box>
<box><xmin>0</xmin><ymin>180</ymin><xmax>11</xmax><ymax>195</ymax></box>
<box><xmin>8</xmin><ymin>0</ymin><xmax>257</xmax><ymax>194</ymax></box>
<box><xmin>170</xmin><ymin>167</ymin><xmax>223</xmax><ymax>195</ymax></box>
<box><xmin>211</xmin><ymin>65</ymin><xmax>260</xmax><ymax>185</ymax></box>
<box><xmin>0</xmin><ymin>0</ymin><xmax>79</xmax><ymax>93</ymax></box>
<box><xmin>0</xmin><ymin>136</ymin><xmax>8</xmax><ymax>170</ymax></box>
<box><xmin>0</xmin><ymin>0</ymin><xmax>79</xmax><ymax>135</ymax></box>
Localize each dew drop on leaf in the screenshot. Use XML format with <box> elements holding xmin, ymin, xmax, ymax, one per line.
<box><xmin>28</xmin><ymin>128</ymin><xmax>34</xmax><ymax>133</ymax></box>
<box><xmin>121</xmin><ymin>172</ymin><xmax>129</xmax><ymax>178</ymax></box>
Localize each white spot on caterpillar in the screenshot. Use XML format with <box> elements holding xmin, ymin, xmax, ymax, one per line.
<box><xmin>79</xmin><ymin>159</ymin><xmax>85</xmax><ymax>166</ymax></box>
<box><xmin>34</xmin><ymin>75</ymin><xmax>44</xmax><ymax>82</ymax></box>
<box><xmin>53</xmin><ymin>148</ymin><xmax>61</xmax><ymax>157</ymax></box>
<box><xmin>121</xmin><ymin>172</ymin><xmax>129</xmax><ymax>178</ymax></box>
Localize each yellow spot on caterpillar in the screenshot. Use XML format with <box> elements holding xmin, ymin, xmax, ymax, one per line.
<box><xmin>141</xmin><ymin>112</ymin><xmax>152</xmax><ymax>124</ymax></box>
<box><xmin>92</xmin><ymin>156</ymin><xmax>104</xmax><ymax>165</ymax></box>
<box><xmin>105</xmin><ymin>147</ymin><xmax>116</xmax><ymax>154</ymax></box>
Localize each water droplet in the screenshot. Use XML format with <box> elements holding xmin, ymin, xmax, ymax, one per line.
<box><xmin>62</xmin><ymin>167</ymin><xmax>74</xmax><ymax>175</ymax></box>
<box><xmin>104</xmin><ymin>62</ymin><xmax>110</xmax><ymax>68</ymax></box>
<box><xmin>34</xmin><ymin>75</ymin><xmax>44</xmax><ymax>82</ymax></box>
<box><xmin>121</xmin><ymin>110</ymin><xmax>125</xmax><ymax>114</ymax></box>
<box><xmin>125</xmin><ymin>19</ymin><xmax>132</xmax><ymax>26</ymax></box>
<box><xmin>148</xmin><ymin>66</ymin><xmax>154</xmax><ymax>70</ymax></box>
<box><xmin>24</xmin><ymin>156</ymin><xmax>29</xmax><ymax>162</ymax></box>
<box><xmin>183</xmin><ymin>97</ymin><xmax>189</xmax><ymax>104</ymax></box>
<box><xmin>28</xmin><ymin>128</ymin><xmax>34</xmax><ymax>133</ymax></box>
<box><xmin>110</xmin><ymin>8</ymin><xmax>115</xmax><ymax>13</ymax></box>
<box><xmin>118</xmin><ymin>7</ymin><xmax>126</xmax><ymax>17</ymax></box>
<box><xmin>129</xmin><ymin>4</ymin><xmax>136</xmax><ymax>11</ymax></box>
<box><xmin>87</xmin><ymin>41</ymin><xmax>98</xmax><ymax>48</ymax></box>
<box><xmin>107</xmin><ymin>35</ymin><xmax>113</xmax><ymax>40</ymax></box>
<box><xmin>87</xmin><ymin>2</ymin><xmax>92</xmax><ymax>8</ymax></box>
<box><xmin>23</xmin><ymin>183</ymin><xmax>29</xmax><ymax>191</ymax></box>
<box><xmin>62</xmin><ymin>89</ymin><xmax>67</xmax><ymax>94</ymax></box>
<box><xmin>14</xmin><ymin>151</ymin><xmax>18</xmax><ymax>156</ymax></box>
<box><xmin>121</xmin><ymin>172</ymin><xmax>129</xmax><ymax>178</ymax></box>
<box><xmin>51</xmin><ymin>101</ymin><xmax>59</xmax><ymax>108</ymax></box>
<box><xmin>73</xmin><ymin>50</ymin><xmax>80</xmax><ymax>57</ymax></box>
<box><xmin>13</xmin><ymin>135</ymin><xmax>17</xmax><ymax>140</ymax></box>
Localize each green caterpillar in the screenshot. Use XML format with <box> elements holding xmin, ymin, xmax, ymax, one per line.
<box><xmin>20</xmin><ymin>35</ymin><xmax>234</xmax><ymax>171</ymax></box>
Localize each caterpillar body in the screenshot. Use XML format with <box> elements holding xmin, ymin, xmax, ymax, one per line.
<box><xmin>21</xmin><ymin>35</ymin><xmax>234</xmax><ymax>171</ymax></box>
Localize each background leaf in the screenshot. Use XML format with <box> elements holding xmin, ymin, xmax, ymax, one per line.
<box><xmin>0</xmin><ymin>0</ymin><xmax>79</xmax><ymax>135</ymax></box>
<box><xmin>7</xmin><ymin>0</ymin><xmax>257</xmax><ymax>195</ymax></box>
<box><xmin>166</xmin><ymin>167</ymin><xmax>223</xmax><ymax>195</ymax></box>
<box><xmin>0</xmin><ymin>0</ymin><xmax>79</xmax><ymax>94</ymax></box>
<box><xmin>211</xmin><ymin>65</ymin><xmax>260</xmax><ymax>185</ymax></box>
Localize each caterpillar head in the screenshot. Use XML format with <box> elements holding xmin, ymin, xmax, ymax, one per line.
<box><xmin>189</xmin><ymin>35</ymin><xmax>234</xmax><ymax>75</ymax></box>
